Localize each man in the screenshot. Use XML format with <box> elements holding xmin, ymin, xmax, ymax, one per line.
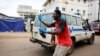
<box><xmin>39</xmin><ymin>10</ymin><xmax>72</xmax><ymax>56</ymax></box>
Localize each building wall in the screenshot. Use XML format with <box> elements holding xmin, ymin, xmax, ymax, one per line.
<box><xmin>44</xmin><ymin>0</ymin><xmax>67</xmax><ymax>13</ymax></box>
<box><xmin>44</xmin><ymin>0</ymin><xmax>99</xmax><ymax>22</ymax></box>
<box><xmin>17</xmin><ymin>5</ymin><xmax>38</xmax><ymax>17</ymax></box>
<box><xmin>67</xmin><ymin>0</ymin><xmax>89</xmax><ymax>19</ymax></box>
<box><xmin>88</xmin><ymin>0</ymin><xmax>99</xmax><ymax>22</ymax></box>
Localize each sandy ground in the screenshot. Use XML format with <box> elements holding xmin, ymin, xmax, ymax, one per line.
<box><xmin>0</xmin><ymin>32</ymin><xmax>100</xmax><ymax>56</ymax></box>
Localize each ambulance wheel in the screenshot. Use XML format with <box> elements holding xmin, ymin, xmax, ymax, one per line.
<box><xmin>87</xmin><ymin>34</ymin><xmax>95</xmax><ymax>45</ymax></box>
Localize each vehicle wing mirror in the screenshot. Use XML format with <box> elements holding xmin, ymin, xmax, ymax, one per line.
<box><xmin>82</xmin><ymin>22</ymin><xmax>88</xmax><ymax>30</ymax></box>
<box><xmin>83</xmin><ymin>26</ymin><xmax>87</xmax><ymax>30</ymax></box>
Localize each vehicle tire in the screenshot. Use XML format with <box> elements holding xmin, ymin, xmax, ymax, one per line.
<box><xmin>67</xmin><ymin>40</ymin><xmax>75</xmax><ymax>55</ymax></box>
<box><xmin>87</xmin><ymin>34</ymin><xmax>95</xmax><ymax>45</ymax></box>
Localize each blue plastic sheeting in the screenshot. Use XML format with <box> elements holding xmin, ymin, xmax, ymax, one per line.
<box><xmin>0</xmin><ymin>19</ymin><xmax>24</xmax><ymax>32</ymax></box>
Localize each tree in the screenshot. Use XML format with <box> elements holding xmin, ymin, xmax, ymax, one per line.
<box><xmin>28</xmin><ymin>14</ymin><xmax>36</xmax><ymax>21</ymax></box>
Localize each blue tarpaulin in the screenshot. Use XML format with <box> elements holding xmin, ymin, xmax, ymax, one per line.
<box><xmin>0</xmin><ymin>19</ymin><xmax>24</xmax><ymax>32</ymax></box>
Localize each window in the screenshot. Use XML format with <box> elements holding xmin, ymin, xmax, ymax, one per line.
<box><xmin>71</xmin><ymin>8</ymin><xmax>73</xmax><ymax>11</ymax></box>
<box><xmin>90</xmin><ymin>13</ymin><xmax>92</xmax><ymax>15</ymax></box>
<box><xmin>78</xmin><ymin>0</ymin><xmax>80</xmax><ymax>2</ymax></box>
<box><xmin>83</xmin><ymin>10</ymin><xmax>86</xmax><ymax>16</ymax></box>
<box><xmin>88</xmin><ymin>14</ymin><xmax>89</xmax><ymax>16</ymax></box>
<box><xmin>71</xmin><ymin>16</ymin><xmax>81</xmax><ymax>26</ymax></box>
<box><xmin>66</xmin><ymin>15</ymin><xmax>71</xmax><ymax>25</ymax></box>
<box><xmin>83</xmin><ymin>0</ymin><xmax>86</xmax><ymax>3</ymax></box>
<box><xmin>76</xmin><ymin>17</ymin><xmax>81</xmax><ymax>26</ymax></box>
<box><xmin>71</xmin><ymin>0</ymin><xmax>73</xmax><ymax>1</ymax></box>
<box><xmin>88</xmin><ymin>5</ymin><xmax>89</xmax><ymax>7</ymax></box>
<box><xmin>71</xmin><ymin>16</ymin><xmax>77</xmax><ymax>25</ymax></box>
<box><xmin>91</xmin><ymin>4</ymin><xmax>92</xmax><ymax>6</ymax></box>
<box><xmin>77</xmin><ymin>9</ymin><xmax>80</xmax><ymax>13</ymax></box>
<box><xmin>62</xmin><ymin>8</ymin><xmax>66</xmax><ymax>11</ymax></box>
<box><xmin>61</xmin><ymin>14</ymin><xmax>66</xmax><ymax>20</ymax></box>
<box><xmin>88</xmin><ymin>4</ymin><xmax>92</xmax><ymax>7</ymax></box>
<box><xmin>88</xmin><ymin>13</ymin><xmax>92</xmax><ymax>16</ymax></box>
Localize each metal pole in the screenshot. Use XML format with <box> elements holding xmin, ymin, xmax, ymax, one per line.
<box><xmin>98</xmin><ymin>0</ymin><xmax>100</xmax><ymax>32</ymax></box>
<box><xmin>98</xmin><ymin>0</ymin><xmax>100</xmax><ymax>22</ymax></box>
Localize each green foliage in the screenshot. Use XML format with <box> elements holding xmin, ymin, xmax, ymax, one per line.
<box><xmin>28</xmin><ymin>14</ymin><xmax>36</xmax><ymax>21</ymax></box>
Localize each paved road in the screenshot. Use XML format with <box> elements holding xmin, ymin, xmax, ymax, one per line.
<box><xmin>70</xmin><ymin>35</ymin><xmax>100</xmax><ymax>56</ymax></box>
<box><xmin>0</xmin><ymin>33</ymin><xmax>100</xmax><ymax>56</ymax></box>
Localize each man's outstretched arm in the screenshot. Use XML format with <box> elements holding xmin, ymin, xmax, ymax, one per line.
<box><xmin>47</xmin><ymin>28</ymin><xmax>62</xmax><ymax>35</ymax></box>
<box><xmin>38</xmin><ymin>16</ymin><xmax>54</xmax><ymax>27</ymax></box>
<box><xmin>42</xmin><ymin>22</ymin><xmax>54</xmax><ymax>27</ymax></box>
<box><xmin>39</xmin><ymin>27</ymin><xmax>62</xmax><ymax>35</ymax></box>
<box><xmin>40</xmin><ymin>20</ymin><xmax>66</xmax><ymax>35</ymax></box>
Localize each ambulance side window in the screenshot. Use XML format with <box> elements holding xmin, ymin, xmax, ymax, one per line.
<box><xmin>71</xmin><ymin>16</ymin><xmax>77</xmax><ymax>25</ymax></box>
<box><xmin>66</xmin><ymin>15</ymin><xmax>71</xmax><ymax>25</ymax></box>
<box><xmin>77</xmin><ymin>17</ymin><xmax>82</xmax><ymax>26</ymax></box>
<box><xmin>61</xmin><ymin>14</ymin><xmax>66</xmax><ymax>20</ymax></box>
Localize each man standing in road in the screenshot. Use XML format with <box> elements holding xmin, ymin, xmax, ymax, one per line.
<box><xmin>39</xmin><ymin>10</ymin><xmax>72</xmax><ymax>56</ymax></box>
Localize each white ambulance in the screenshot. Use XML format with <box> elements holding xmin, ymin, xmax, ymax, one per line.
<box><xmin>30</xmin><ymin>12</ymin><xmax>95</xmax><ymax>55</ymax></box>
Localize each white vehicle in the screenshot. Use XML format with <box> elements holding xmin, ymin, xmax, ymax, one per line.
<box><xmin>30</xmin><ymin>13</ymin><xmax>95</xmax><ymax>55</ymax></box>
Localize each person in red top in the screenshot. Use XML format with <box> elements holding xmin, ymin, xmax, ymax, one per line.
<box><xmin>39</xmin><ymin>10</ymin><xmax>72</xmax><ymax>56</ymax></box>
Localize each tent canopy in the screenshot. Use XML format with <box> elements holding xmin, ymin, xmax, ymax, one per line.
<box><xmin>0</xmin><ymin>19</ymin><xmax>24</xmax><ymax>32</ymax></box>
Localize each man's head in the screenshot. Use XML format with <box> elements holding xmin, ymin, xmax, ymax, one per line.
<box><xmin>52</xmin><ymin>10</ymin><xmax>61</xmax><ymax>21</ymax></box>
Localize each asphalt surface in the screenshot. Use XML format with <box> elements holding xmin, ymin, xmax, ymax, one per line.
<box><xmin>0</xmin><ymin>32</ymin><xmax>100</xmax><ymax>56</ymax></box>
